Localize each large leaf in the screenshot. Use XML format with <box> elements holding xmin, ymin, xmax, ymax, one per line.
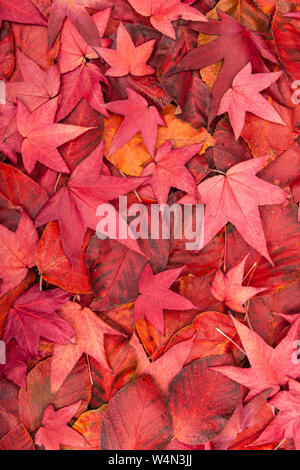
<box><xmin>101</xmin><ymin>376</ymin><xmax>172</xmax><ymax>449</ymax></box>
<box><xmin>0</xmin><ymin>162</ymin><xmax>48</xmax><ymax>230</ymax></box>
<box><xmin>36</xmin><ymin>221</ymin><xmax>92</xmax><ymax>294</ymax></box>
<box><xmin>167</xmin><ymin>355</ymin><xmax>242</xmax><ymax>444</ymax></box>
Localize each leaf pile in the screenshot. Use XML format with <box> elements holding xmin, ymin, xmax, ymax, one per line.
<box><xmin>1</xmin><ymin>0</ymin><xmax>300</xmax><ymax>451</ymax></box>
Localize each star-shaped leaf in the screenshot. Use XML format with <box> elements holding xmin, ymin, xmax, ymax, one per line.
<box><xmin>141</xmin><ymin>140</ymin><xmax>201</xmax><ymax>205</ymax></box>
<box><xmin>35</xmin><ymin>141</ymin><xmax>147</xmax><ymax>264</ymax></box>
<box><xmin>6</xmin><ymin>49</ymin><xmax>60</xmax><ymax>112</ymax></box>
<box><xmin>2</xmin><ymin>285</ymin><xmax>74</xmax><ymax>356</ymax></box>
<box><xmin>97</xmin><ymin>22</ymin><xmax>156</xmax><ymax>77</ymax></box>
<box><xmin>105</xmin><ymin>87</ymin><xmax>166</xmax><ymax>156</ymax></box>
<box><xmin>51</xmin><ymin>301</ymin><xmax>124</xmax><ymax>392</ymax></box>
<box><xmin>58</xmin><ymin>9</ymin><xmax>111</xmax><ymax>74</ymax></box>
<box><xmin>252</xmin><ymin>378</ymin><xmax>300</xmax><ymax>450</ymax></box>
<box><xmin>134</xmin><ymin>263</ymin><xmax>197</xmax><ymax>334</ymax></box>
<box><xmin>180</xmin><ymin>156</ymin><xmax>287</xmax><ymax>265</ymax></box>
<box><xmin>56</xmin><ymin>63</ymin><xmax>108</xmax><ymax>121</ymax></box>
<box><xmin>218</xmin><ymin>63</ymin><xmax>285</xmax><ymax>140</ymax></box>
<box><xmin>16</xmin><ymin>96</ymin><xmax>93</xmax><ymax>173</ymax></box>
<box><xmin>0</xmin><ymin>211</ymin><xmax>38</xmax><ymax>296</ymax></box>
<box><xmin>210</xmin><ymin>254</ymin><xmax>267</xmax><ymax>313</ymax></box>
<box><xmin>35</xmin><ymin>402</ymin><xmax>88</xmax><ymax>450</ymax></box>
<box><xmin>213</xmin><ymin>315</ymin><xmax>300</xmax><ymax>401</ymax></box>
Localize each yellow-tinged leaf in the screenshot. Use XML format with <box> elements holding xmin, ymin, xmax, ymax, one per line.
<box><xmin>205</xmin><ymin>0</ymin><xmax>270</xmax><ymax>31</ymax></box>
<box><xmin>70</xmin><ymin>406</ymin><xmax>107</xmax><ymax>450</ymax></box>
<box><xmin>104</xmin><ymin>105</ymin><xmax>213</xmax><ymax>176</ymax></box>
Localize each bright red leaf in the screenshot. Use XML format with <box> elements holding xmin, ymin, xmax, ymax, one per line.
<box><xmin>218</xmin><ymin>63</ymin><xmax>285</xmax><ymax>140</ymax></box>
<box><xmin>134</xmin><ymin>263</ymin><xmax>197</xmax><ymax>334</ymax></box>
<box><xmin>215</xmin><ymin>390</ymin><xmax>273</xmax><ymax>450</ymax></box>
<box><xmin>35</xmin><ymin>141</ymin><xmax>147</xmax><ymax>264</ymax></box>
<box><xmin>180</xmin><ymin>156</ymin><xmax>287</xmax><ymax>265</ymax></box>
<box><xmin>2</xmin><ymin>284</ymin><xmax>74</xmax><ymax>356</ymax></box>
<box><xmin>16</xmin><ymin>96</ymin><xmax>92</xmax><ymax>174</ymax></box>
<box><xmin>6</xmin><ymin>49</ymin><xmax>60</xmax><ymax>112</ymax></box>
<box><xmin>47</xmin><ymin>0</ymin><xmax>105</xmax><ymax>47</ymax></box>
<box><xmin>0</xmin><ymin>211</ymin><xmax>38</xmax><ymax>296</ymax></box>
<box><xmin>213</xmin><ymin>315</ymin><xmax>300</xmax><ymax>401</ymax></box>
<box><xmin>105</xmin><ymin>87</ymin><xmax>166</xmax><ymax>156</ymax></box>
<box><xmin>252</xmin><ymin>378</ymin><xmax>300</xmax><ymax>450</ymax></box>
<box><xmin>167</xmin><ymin>356</ymin><xmax>242</xmax><ymax>445</ymax></box>
<box><xmin>141</xmin><ymin>140</ymin><xmax>201</xmax><ymax>205</ymax></box>
<box><xmin>101</xmin><ymin>376</ymin><xmax>172</xmax><ymax>450</ymax></box>
<box><xmin>57</xmin><ymin>9</ymin><xmax>111</xmax><ymax>74</ymax></box>
<box><xmin>51</xmin><ymin>301</ymin><xmax>123</xmax><ymax>393</ymax></box>
<box><xmin>97</xmin><ymin>22</ymin><xmax>156</xmax><ymax>77</ymax></box>
<box><xmin>35</xmin><ymin>402</ymin><xmax>88</xmax><ymax>450</ymax></box>
<box><xmin>210</xmin><ymin>254</ymin><xmax>267</xmax><ymax>313</ymax></box>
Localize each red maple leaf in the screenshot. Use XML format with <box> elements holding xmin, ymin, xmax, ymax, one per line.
<box><xmin>252</xmin><ymin>378</ymin><xmax>300</xmax><ymax>450</ymax></box>
<box><xmin>210</xmin><ymin>254</ymin><xmax>267</xmax><ymax>313</ymax></box>
<box><xmin>213</xmin><ymin>315</ymin><xmax>300</xmax><ymax>401</ymax></box>
<box><xmin>0</xmin><ymin>211</ymin><xmax>38</xmax><ymax>296</ymax></box>
<box><xmin>58</xmin><ymin>9</ymin><xmax>111</xmax><ymax>74</ymax></box>
<box><xmin>35</xmin><ymin>402</ymin><xmax>88</xmax><ymax>450</ymax></box>
<box><xmin>172</xmin><ymin>10</ymin><xmax>280</xmax><ymax>124</ymax></box>
<box><xmin>56</xmin><ymin>63</ymin><xmax>108</xmax><ymax>121</ymax></box>
<box><xmin>97</xmin><ymin>22</ymin><xmax>156</xmax><ymax>77</ymax></box>
<box><xmin>56</xmin><ymin>10</ymin><xmax>111</xmax><ymax>120</ymax></box>
<box><xmin>126</xmin><ymin>0</ymin><xmax>207</xmax><ymax>39</ymax></box>
<box><xmin>16</xmin><ymin>96</ymin><xmax>93</xmax><ymax>174</ymax></box>
<box><xmin>105</xmin><ymin>87</ymin><xmax>166</xmax><ymax>156</ymax></box>
<box><xmin>141</xmin><ymin>140</ymin><xmax>201</xmax><ymax>205</ymax></box>
<box><xmin>51</xmin><ymin>301</ymin><xmax>123</xmax><ymax>392</ymax></box>
<box><xmin>134</xmin><ymin>263</ymin><xmax>197</xmax><ymax>334</ymax></box>
<box><xmin>2</xmin><ymin>284</ymin><xmax>74</xmax><ymax>356</ymax></box>
<box><xmin>180</xmin><ymin>156</ymin><xmax>287</xmax><ymax>265</ymax></box>
<box><xmin>218</xmin><ymin>63</ymin><xmax>285</xmax><ymax>140</ymax></box>
<box><xmin>6</xmin><ymin>49</ymin><xmax>60</xmax><ymax>112</ymax></box>
<box><xmin>35</xmin><ymin>141</ymin><xmax>147</xmax><ymax>264</ymax></box>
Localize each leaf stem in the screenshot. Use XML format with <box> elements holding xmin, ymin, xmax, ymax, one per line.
<box><xmin>54</xmin><ymin>172</ymin><xmax>61</xmax><ymax>192</ymax></box>
<box><xmin>216</xmin><ymin>326</ymin><xmax>246</xmax><ymax>356</ymax></box>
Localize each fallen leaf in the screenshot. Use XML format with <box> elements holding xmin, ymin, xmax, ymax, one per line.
<box><xmin>97</xmin><ymin>22</ymin><xmax>156</xmax><ymax>77</ymax></box>
<box><xmin>16</xmin><ymin>96</ymin><xmax>92</xmax><ymax>173</ymax></box>
<box><xmin>35</xmin><ymin>402</ymin><xmax>88</xmax><ymax>450</ymax></box>
<box><xmin>0</xmin><ymin>211</ymin><xmax>38</xmax><ymax>296</ymax></box>
<box><xmin>51</xmin><ymin>301</ymin><xmax>123</xmax><ymax>393</ymax></box>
